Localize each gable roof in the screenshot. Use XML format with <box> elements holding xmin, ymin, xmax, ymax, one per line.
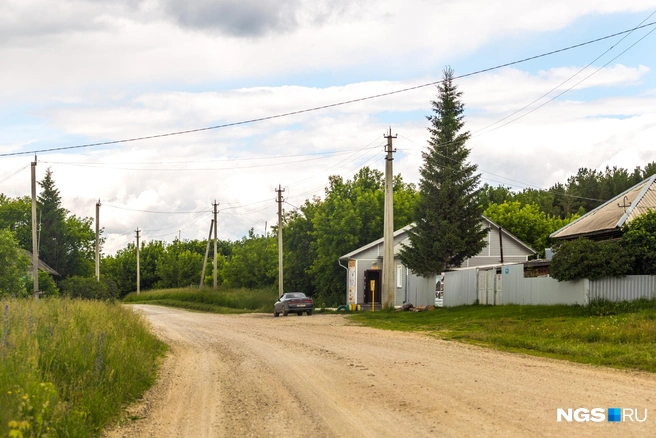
<box><xmin>339</xmin><ymin>216</ymin><xmax>535</xmax><ymax>260</ymax></box>
<box><xmin>550</xmin><ymin>174</ymin><xmax>656</xmax><ymax>240</ymax></box>
<box><xmin>20</xmin><ymin>249</ymin><xmax>61</xmax><ymax>276</ymax></box>
<box><xmin>339</xmin><ymin>224</ymin><xmax>413</xmax><ymax>260</ymax></box>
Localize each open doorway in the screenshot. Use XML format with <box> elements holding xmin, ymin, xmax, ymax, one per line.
<box><xmin>363</xmin><ymin>269</ymin><xmax>382</xmax><ymax>304</ymax></box>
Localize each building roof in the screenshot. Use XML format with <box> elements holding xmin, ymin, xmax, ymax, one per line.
<box><xmin>339</xmin><ymin>216</ymin><xmax>535</xmax><ymax>260</ymax></box>
<box><xmin>20</xmin><ymin>249</ymin><xmax>61</xmax><ymax>276</ymax></box>
<box><xmin>550</xmin><ymin>174</ymin><xmax>656</xmax><ymax>240</ymax></box>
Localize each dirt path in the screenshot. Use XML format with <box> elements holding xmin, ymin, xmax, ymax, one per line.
<box><xmin>104</xmin><ymin>305</ymin><xmax>656</xmax><ymax>437</ymax></box>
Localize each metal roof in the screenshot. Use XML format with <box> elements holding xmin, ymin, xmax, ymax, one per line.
<box><xmin>339</xmin><ymin>216</ymin><xmax>536</xmax><ymax>260</ymax></box>
<box><xmin>550</xmin><ymin>174</ymin><xmax>656</xmax><ymax>240</ymax></box>
<box><xmin>21</xmin><ymin>249</ymin><xmax>61</xmax><ymax>276</ymax></box>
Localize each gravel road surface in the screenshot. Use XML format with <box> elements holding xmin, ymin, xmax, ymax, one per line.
<box><xmin>103</xmin><ymin>305</ymin><xmax>656</xmax><ymax>437</ymax></box>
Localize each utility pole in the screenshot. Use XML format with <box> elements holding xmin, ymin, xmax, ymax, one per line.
<box><xmin>135</xmin><ymin>228</ymin><xmax>141</xmax><ymax>295</ymax></box>
<box><xmin>200</xmin><ymin>219</ymin><xmax>214</xmax><ymax>288</ymax></box>
<box><xmin>275</xmin><ymin>185</ymin><xmax>285</xmax><ymax>297</ymax></box>
<box><xmin>213</xmin><ymin>201</ymin><xmax>219</xmax><ymax>289</ymax></box>
<box><xmin>95</xmin><ymin>200</ymin><xmax>101</xmax><ymax>282</ymax></box>
<box><xmin>382</xmin><ymin>128</ymin><xmax>396</xmax><ymax>308</ymax></box>
<box><xmin>30</xmin><ymin>156</ymin><xmax>39</xmax><ymax>299</ymax></box>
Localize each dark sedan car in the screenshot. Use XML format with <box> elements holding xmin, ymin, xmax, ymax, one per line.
<box><xmin>274</xmin><ymin>292</ymin><xmax>314</xmax><ymax>317</ymax></box>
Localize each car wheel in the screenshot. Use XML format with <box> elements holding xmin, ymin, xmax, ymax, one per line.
<box><xmin>283</xmin><ymin>309</ymin><xmax>288</xmax><ymax>316</ymax></box>
<box><xmin>307</xmin><ymin>310</ymin><xmax>313</xmax><ymax>316</ymax></box>
<box><xmin>298</xmin><ymin>312</ymin><xmax>303</xmax><ymax>316</ymax></box>
<box><xmin>274</xmin><ymin>311</ymin><xmax>279</xmax><ymax>317</ymax></box>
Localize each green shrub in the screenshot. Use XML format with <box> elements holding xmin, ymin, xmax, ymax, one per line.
<box><xmin>622</xmin><ymin>210</ymin><xmax>656</xmax><ymax>275</ymax></box>
<box><xmin>551</xmin><ymin>238</ymin><xmax>633</xmax><ymax>281</ymax></box>
<box><xmin>60</xmin><ymin>276</ymin><xmax>119</xmax><ymax>300</ymax></box>
<box><xmin>23</xmin><ymin>270</ymin><xmax>60</xmax><ymax>298</ymax></box>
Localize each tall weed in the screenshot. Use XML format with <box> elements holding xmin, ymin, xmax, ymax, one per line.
<box><xmin>0</xmin><ymin>297</ymin><xmax>166</xmax><ymax>437</ymax></box>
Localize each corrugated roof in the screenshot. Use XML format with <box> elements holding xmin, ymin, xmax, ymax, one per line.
<box><xmin>551</xmin><ymin>174</ymin><xmax>656</xmax><ymax>240</ymax></box>
<box><xmin>20</xmin><ymin>249</ymin><xmax>61</xmax><ymax>276</ymax></box>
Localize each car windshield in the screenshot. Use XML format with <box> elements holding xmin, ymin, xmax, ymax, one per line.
<box><xmin>285</xmin><ymin>293</ymin><xmax>306</xmax><ymax>299</ymax></box>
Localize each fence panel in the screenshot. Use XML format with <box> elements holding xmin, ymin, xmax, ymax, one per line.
<box><xmin>589</xmin><ymin>276</ymin><xmax>656</xmax><ymax>302</ymax></box>
<box><xmin>444</xmin><ymin>270</ymin><xmax>478</xmax><ymax>307</ymax></box>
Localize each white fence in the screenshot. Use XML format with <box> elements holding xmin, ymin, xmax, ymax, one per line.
<box><xmin>443</xmin><ymin>265</ymin><xmax>656</xmax><ymax>307</ymax></box>
<box><xmin>589</xmin><ymin>276</ymin><xmax>656</xmax><ymax>302</ymax></box>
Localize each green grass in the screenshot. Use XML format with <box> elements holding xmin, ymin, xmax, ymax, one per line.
<box><xmin>122</xmin><ymin>287</ymin><xmax>279</xmax><ymax>313</ymax></box>
<box><xmin>0</xmin><ymin>297</ymin><xmax>167</xmax><ymax>437</ymax></box>
<box><xmin>349</xmin><ymin>299</ymin><xmax>656</xmax><ymax>373</ymax></box>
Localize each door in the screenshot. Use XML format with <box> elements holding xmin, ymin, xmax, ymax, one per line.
<box><xmin>364</xmin><ymin>270</ymin><xmax>382</xmax><ymax>304</ymax></box>
<box><xmin>477</xmin><ymin>270</ymin><xmax>488</xmax><ymax>304</ymax></box>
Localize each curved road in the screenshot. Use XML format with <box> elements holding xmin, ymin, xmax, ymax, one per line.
<box><xmin>104</xmin><ymin>305</ymin><xmax>655</xmax><ymax>437</ymax></box>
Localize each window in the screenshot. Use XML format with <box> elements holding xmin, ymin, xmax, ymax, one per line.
<box><xmin>396</xmin><ymin>265</ymin><xmax>403</xmax><ymax>288</ymax></box>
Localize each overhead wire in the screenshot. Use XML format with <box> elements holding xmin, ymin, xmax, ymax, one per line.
<box><xmin>476</xmin><ymin>10</ymin><xmax>656</xmax><ymax>135</ymax></box>
<box><xmin>485</xmin><ymin>25</ymin><xmax>656</xmax><ymax>134</ymax></box>
<box><xmin>0</xmin><ymin>164</ymin><xmax>30</xmax><ymax>185</ymax></box>
<box><xmin>400</xmin><ymin>147</ymin><xmax>606</xmax><ymax>202</ymax></box>
<box><xmin>2</xmin><ymin>21</ymin><xmax>655</xmax><ymax>158</ymax></box>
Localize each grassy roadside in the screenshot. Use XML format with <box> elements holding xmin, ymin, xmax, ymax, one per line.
<box><xmin>349</xmin><ymin>299</ymin><xmax>656</xmax><ymax>372</ymax></box>
<box><xmin>0</xmin><ymin>297</ymin><xmax>167</xmax><ymax>437</ymax></box>
<box><xmin>122</xmin><ymin>287</ymin><xmax>279</xmax><ymax>313</ymax></box>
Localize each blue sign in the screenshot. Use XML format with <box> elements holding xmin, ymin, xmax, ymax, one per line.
<box><xmin>504</xmin><ymin>267</ymin><xmax>509</xmax><ymax>274</ymax></box>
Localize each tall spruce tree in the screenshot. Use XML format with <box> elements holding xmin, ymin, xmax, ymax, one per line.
<box><xmin>399</xmin><ymin>67</ymin><xmax>486</xmax><ymax>276</ymax></box>
<box><xmin>38</xmin><ymin>168</ymin><xmax>68</xmax><ymax>276</ymax></box>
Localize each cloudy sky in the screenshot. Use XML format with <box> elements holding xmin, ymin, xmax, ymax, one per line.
<box><xmin>1</xmin><ymin>0</ymin><xmax>656</xmax><ymax>254</ymax></box>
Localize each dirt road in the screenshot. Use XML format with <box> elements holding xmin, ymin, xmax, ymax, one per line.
<box><xmin>104</xmin><ymin>305</ymin><xmax>656</xmax><ymax>437</ymax></box>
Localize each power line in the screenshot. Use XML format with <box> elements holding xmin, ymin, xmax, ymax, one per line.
<box><xmin>3</xmin><ymin>21</ymin><xmax>655</xmax><ymax>158</ymax></box>
<box><xmin>0</xmin><ymin>164</ymin><xmax>29</xmax><ymax>185</ymax></box>
<box><xmin>103</xmin><ymin>204</ymin><xmax>210</xmax><ymax>214</ymax></box>
<box><xmin>40</xmin><ymin>147</ymin><xmax>380</xmax><ymax>170</ymax></box>
<box><xmin>399</xmin><ymin>146</ymin><xmax>606</xmax><ymax>202</ymax></box>
<box><xmin>41</xmin><ymin>148</ymin><xmax>380</xmax><ymax>171</ymax></box>
<box><xmin>476</xmin><ymin>10</ymin><xmax>656</xmax><ymax>135</ymax></box>
<box><xmin>485</xmin><ymin>25</ymin><xmax>656</xmax><ymax>134</ymax></box>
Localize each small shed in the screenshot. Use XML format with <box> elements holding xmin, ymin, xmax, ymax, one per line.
<box><xmin>339</xmin><ymin>216</ymin><xmax>535</xmax><ymax>307</ymax></box>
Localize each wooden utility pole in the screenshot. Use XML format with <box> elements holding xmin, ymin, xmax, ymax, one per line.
<box><xmin>136</xmin><ymin>228</ymin><xmax>141</xmax><ymax>294</ymax></box>
<box><xmin>30</xmin><ymin>157</ymin><xmax>39</xmax><ymax>299</ymax></box>
<box><xmin>213</xmin><ymin>201</ymin><xmax>219</xmax><ymax>288</ymax></box>
<box><xmin>382</xmin><ymin>128</ymin><xmax>396</xmax><ymax>308</ymax></box>
<box><xmin>200</xmin><ymin>219</ymin><xmax>214</xmax><ymax>288</ymax></box>
<box><xmin>276</xmin><ymin>185</ymin><xmax>285</xmax><ymax>297</ymax></box>
<box><xmin>95</xmin><ymin>200</ymin><xmax>101</xmax><ymax>281</ymax></box>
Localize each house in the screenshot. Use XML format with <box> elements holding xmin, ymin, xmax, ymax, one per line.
<box><xmin>338</xmin><ymin>216</ymin><xmax>535</xmax><ymax>307</ymax></box>
<box><xmin>21</xmin><ymin>249</ymin><xmax>61</xmax><ymax>277</ymax></box>
<box><xmin>550</xmin><ymin>174</ymin><xmax>656</xmax><ymax>241</ymax></box>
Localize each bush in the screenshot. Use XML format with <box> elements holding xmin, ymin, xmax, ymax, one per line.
<box><xmin>551</xmin><ymin>238</ymin><xmax>633</xmax><ymax>281</ymax></box>
<box><xmin>60</xmin><ymin>276</ymin><xmax>119</xmax><ymax>300</ymax></box>
<box><xmin>622</xmin><ymin>209</ymin><xmax>656</xmax><ymax>275</ymax></box>
<box><xmin>23</xmin><ymin>270</ymin><xmax>60</xmax><ymax>297</ymax></box>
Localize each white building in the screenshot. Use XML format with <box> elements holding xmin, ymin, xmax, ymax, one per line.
<box><xmin>338</xmin><ymin>216</ymin><xmax>535</xmax><ymax>307</ymax></box>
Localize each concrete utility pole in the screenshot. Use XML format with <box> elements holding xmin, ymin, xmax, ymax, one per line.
<box><xmin>30</xmin><ymin>156</ymin><xmax>39</xmax><ymax>299</ymax></box>
<box><xmin>213</xmin><ymin>201</ymin><xmax>219</xmax><ymax>289</ymax></box>
<box><xmin>135</xmin><ymin>228</ymin><xmax>141</xmax><ymax>295</ymax></box>
<box><xmin>95</xmin><ymin>200</ymin><xmax>101</xmax><ymax>281</ymax></box>
<box><xmin>200</xmin><ymin>219</ymin><xmax>214</xmax><ymax>288</ymax></box>
<box><xmin>382</xmin><ymin>128</ymin><xmax>397</xmax><ymax>308</ymax></box>
<box><xmin>276</xmin><ymin>185</ymin><xmax>285</xmax><ymax>297</ymax></box>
